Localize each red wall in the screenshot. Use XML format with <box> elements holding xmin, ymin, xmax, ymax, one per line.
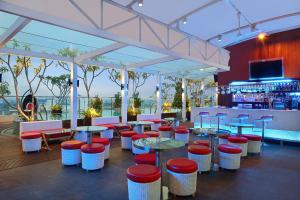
<box><xmin>218</xmin><ymin>28</ymin><xmax>300</xmax><ymax>85</ymax></box>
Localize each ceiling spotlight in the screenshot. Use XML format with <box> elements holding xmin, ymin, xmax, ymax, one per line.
<box><xmin>138</xmin><ymin>0</ymin><xmax>143</xmax><ymax>7</ymax></box>
<box><xmin>217</xmin><ymin>35</ymin><xmax>222</xmax><ymax>42</ymax></box>
<box><xmin>258</xmin><ymin>32</ymin><xmax>267</xmax><ymax>40</ymax></box>
<box><xmin>182</xmin><ymin>17</ymin><xmax>187</xmax><ymax>24</ymax></box>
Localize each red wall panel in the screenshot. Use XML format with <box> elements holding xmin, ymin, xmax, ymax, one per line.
<box><xmin>218</xmin><ymin>28</ymin><xmax>300</xmax><ymax>85</ymax></box>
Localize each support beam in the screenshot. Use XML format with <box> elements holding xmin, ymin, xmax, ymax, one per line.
<box><xmin>127</xmin><ymin>56</ymin><xmax>178</xmax><ymax>69</ymax></box>
<box><xmin>0</xmin><ymin>17</ymin><xmax>31</xmax><ymax>48</ymax></box>
<box><xmin>182</xmin><ymin>78</ymin><xmax>187</xmax><ymax>121</ymax></box>
<box><xmin>156</xmin><ymin>74</ymin><xmax>162</xmax><ymax>118</ymax></box>
<box><xmin>70</xmin><ymin>62</ymin><xmax>78</xmax><ymax>129</ymax></box>
<box><xmin>121</xmin><ymin>68</ymin><xmax>128</xmax><ymax>123</ymax></box>
<box><xmin>74</xmin><ymin>42</ymin><xmax>127</xmax><ymax>63</ymax></box>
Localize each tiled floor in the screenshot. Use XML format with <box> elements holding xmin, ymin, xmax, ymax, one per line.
<box><xmin>0</xmin><ymin>133</ymin><xmax>300</xmax><ymax>200</ymax></box>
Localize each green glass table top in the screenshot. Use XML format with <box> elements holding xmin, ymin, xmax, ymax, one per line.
<box><xmin>128</xmin><ymin>121</ymin><xmax>154</xmax><ymax>125</ymax></box>
<box><xmin>133</xmin><ymin>137</ymin><xmax>185</xmax><ymax>151</ymax></box>
<box><xmin>72</xmin><ymin>126</ymin><xmax>107</xmax><ymax>132</ymax></box>
<box><xmin>191</xmin><ymin>128</ymin><xmax>218</xmax><ymax>135</ymax></box>
<box><xmin>226</xmin><ymin>123</ymin><xmax>254</xmax><ymax>128</ymax></box>
<box><xmin>164</xmin><ymin>117</ymin><xmax>176</xmax><ymax>121</ymax></box>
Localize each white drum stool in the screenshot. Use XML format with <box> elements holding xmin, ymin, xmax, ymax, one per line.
<box><xmin>175</xmin><ymin>128</ymin><xmax>190</xmax><ymax>144</ymax></box>
<box><xmin>61</xmin><ymin>140</ymin><xmax>84</xmax><ymax>165</ymax></box>
<box><xmin>127</xmin><ymin>164</ymin><xmax>161</xmax><ymax>200</ymax></box>
<box><xmin>120</xmin><ymin>131</ymin><xmax>137</xmax><ymax>150</ymax></box>
<box><xmin>158</xmin><ymin>126</ymin><xmax>173</xmax><ymax>138</ymax></box>
<box><xmin>21</xmin><ymin>132</ymin><xmax>42</xmax><ymax>152</ymax></box>
<box><xmin>188</xmin><ymin>144</ymin><xmax>211</xmax><ymax>172</ymax></box>
<box><xmin>132</xmin><ymin>134</ymin><xmax>150</xmax><ymax>154</ymax></box>
<box><xmin>144</xmin><ymin>131</ymin><xmax>160</xmax><ymax>138</ymax></box>
<box><xmin>243</xmin><ymin>134</ymin><xmax>262</xmax><ymax>154</ymax></box>
<box><xmin>81</xmin><ymin>143</ymin><xmax>105</xmax><ymax>171</ymax></box>
<box><xmin>228</xmin><ymin>136</ymin><xmax>248</xmax><ymax>157</ymax></box>
<box><xmin>150</xmin><ymin>120</ymin><xmax>163</xmax><ymax>131</ymax></box>
<box><xmin>92</xmin><ymin>137</ymin><xmax>110</xmax><ymax>159</ymax></box>
<box><xmin>218</xmin><ymin>133</ymin><xmax>230</xmax><ymax>145</ymax></box>
<box><xmin>218</xmin><ymin>144</ymin><xmax>242</xmax><ymax>170</ymax></box>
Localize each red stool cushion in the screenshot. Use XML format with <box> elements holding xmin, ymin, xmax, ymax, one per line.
<box><xmin>218</xmin><ymin>144</ymin><xmax>242</xmax><ymax>154</ymax></box>
<box><xmin>146</xmin><ymin>120</ymin><xmax>163</xmax><ymax>124</ymax></box>
<box><xmin>98</xmin><ymin>124</ymin><xmax>115</xmax><ymax>130</ymax></box>
<box><xmin>127</xmin><ymin>164</ymin><xmax>161</xmax><ymax>183</ymax></box>
<box><xmin>81</xmin><ymin>143</ymin><xmax>105</xmax><ymax>153</ymax></box>
<box><xmin>132</xmin><ymin>134</ymin><xmax>149</xmax><ymax>141</ymax></box>
<box><xmin>92</xmin><ymin>137</ymin><xmax>110</xmax><ymax>145</ymax></box>
<box><xmin>188</xmin><ymin>144</ymin><xmax>211</xmax><ymax>155</ymax></box>
<box><xmin>117</xmin><ymin>125</ymin><xmax>131</xmax><ymax>129</ymax></box>
<box><xmin>61</xmin><ymin>140</ymin><xmax>84</xmax><ymax>149</ymax></box>
<box><xmin>21</xmin><ymin>132</ymin><xmax>42</xmax><ymax>139</ymax></box>
<box><xmin>144</xmin><ymin>131</ymin><xmax>159</xmax><ymax>137</ymax></box>
<box><xmin>134</xmin><ymin>153</ymin><xmax>156</xmax><ymax>165</ymax></box>
<box><xmin>175</xmin><ymin>128</ymin><xmax>189</xmax><ymax>134</ymax></box>
<box><xmin>242</xmin><ymin>134</ymin><xmax>262</xmax><ymax>141</ymax></box>
<box><xmin>166</xmin><ymin>158</ymin><xmax>198</xmax><ymax>173</ymax></box>
<box><xmin>218</xmin><ymin>134</ymin><xmax>230</xmax><ymax>139</ymax></box>
<box><xmin>193</xmin><ymin>140</ymin><xmax>209</xmax><ymax>147</ymax></box>
<box><xmin>228</xmin><ymin>136</ymin><xmax>248</xmax><ymax>144</ymax></box>
<box><xmin>159</xmin><ymin>126</ymin><xmax>173</xmax><ymax>131</ymax></box>
<box><xmin>121</xmin><ymin>131</ymin><xmax>137</xmax><ymax>137</ymax></box>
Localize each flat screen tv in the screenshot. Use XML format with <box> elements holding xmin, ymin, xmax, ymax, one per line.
<box><xmin>249</xmin><ymin>59</ymin><xmax>284</xmax><ymax>80</ymax></box>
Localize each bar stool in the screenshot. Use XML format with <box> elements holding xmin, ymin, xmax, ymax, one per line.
<box><xmin>228</xmin><ymin>136</ymin><xmax>248</xmax><ymax>157</ymax></box>
<box><xmin>61</xmin><ymin>140</ymin><xmax>84</xmax><ymax>165</ymax></box>
<box><xmin>21</xmin><ymin>132</ymin><xmax>42</xmax><ymax>152</ymax></box>
<box><xmin>188</xmin><ymin>144</ymin><xmax>211</xmax><ymax>172</ymax></box>
<box><xmin>92</xmin><ymin>137</ymin><xmax>110</xmax><ymax>159</ymax></box>
<box><xmin>211</xmin><ymin>113</ymin><xmax>227</xmax><ymax>131</ymax></box>
<box><xmin>134</xmin><ymin>153</ymin><xmax>156</xmax><ymax>165</ymax></box>
<box><xmin>255</xmin><ymin>115</ymin><xmax>273</xmax><ymax>144</ymax></box>
<box><xmin>218</xmin><ymin>144</ymin><xmax>242</xmax><ymax>170</ymax></box>
<box><xmin>198</xmin><ymin>112</ymin><xmax>210</xmax><ymax>128</ymax></box>
<box><xmin>121</xmin><ymin>131</ymin><xmax>137</xmax><ymax>150</ymax></box>
<box><xmin>81</xmin><ymin>143</ymin><xmax>105</xmax><ymax>171</ymax></box>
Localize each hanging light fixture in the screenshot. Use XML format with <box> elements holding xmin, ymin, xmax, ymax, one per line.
<box><xmin>182</xmin><ymin>16</ymin><xmax>187</xmax><ymax>25</ymax></box>
<box><xmin>138</xmin><ymin>0</ymin><xmax>143</xmax><ymax>7</ymax></box>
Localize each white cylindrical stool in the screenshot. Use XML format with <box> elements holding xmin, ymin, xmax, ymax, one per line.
<box><xmin>144</xmin><ymin>131</ymin><xmax>159</xmax><ymax>138</ymax></box>
<box><xmin>188</xmin><ymin>144</ymin><xmax>211</xmax><ymax>172</ymax></box>
<box><xmin>100</xmin><ymin>129</ymin><xmax>114</xmax><ymax>139</ymax></box>
<box><xmin>61</xmin><ymin>140</ymin><xmax>84</xmax><ymax>165</ymax></box>
<box><xmin>167</xmin><ymin>158</ymin><xmax>198</xmax><ymax>197</ymax></box>
<box><xmin>218</xmin><ymin>134</ymin><xmax>230</xmax><ymax>145</ymax></box>
<box><xmin>243</xmin><ymin>134</ymin><xmax>262</xmax><ymax>154</ymax></box>
<box><xmin>175</xmin><ymin>128</ymin><xmax>190</xmax><ymax>144</ymax></box>
<box><xmin>74</xmin><ymin>131</ymin><xmax>87</xmax><ymax>142</ymax></box>
<box><xmin>150</xmin><ymin>120</ymin><xmax>163</xmax><ymax>131</ymax></box>
<box><xmin>121</xmin><ymin>131</ymin><xmax>137</xmax><ymax>150</ymax></box>
<box><xmin>81</xmin><ymin>143</ymin><xmax>105</xmax><ymax>171</ymax></box>
<box><xmin>228</xmin><ymin>136</ymin><xmax>248</xmax><ymax>157</ymax></box>
<box><xmin>21</xmin><ymin>132</ymin><xmax>42</xmax><ymax>152</ymax></box>
<box><xmin>127</xmin><ymin>164</ymin><xmax>161</xmax><ymax>200</ymax></box>
<box><xmin>92</xmin><ymin>137</ymin><xmax>110</xmax><ymax>159</ymax></box>
<box><xmin>218</xmin><ymin>144</ymin><xmax>242</xmax><ymax>170</ymax></box>
<box><xmin>132</xmin><ymin>134</ymin><xmax>150</xmax><ymax>154</ymax></box>
<box><xmin>158</xmin><ymin>126</ymin><xmax>173</xmax><ymax>138</ymax></box>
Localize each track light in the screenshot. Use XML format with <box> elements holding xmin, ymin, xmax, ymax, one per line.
<box><xmin>217</xmin><ymin>35</ymin><xmax>222</xmax><ymax>42</ymax></box>
<box><xmin>138</xmin><ymin>0</ymin><xmax>143</xmax><ymax>7</ymax></box>
<box><xmin>182</xmin><ymin>17</ymin><xmax>187</xmax><ymax>24</ymax></box>
<box><xmin>258</xmin><ymin>32</ymin><xmax>267</xmax><ymax>40</ymax></box>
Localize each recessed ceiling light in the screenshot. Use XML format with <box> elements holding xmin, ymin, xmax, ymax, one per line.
<box><xmin>138</xmin><ymin>0</ymin><xmax>143</xmax><ymax>7</ymax></box>
<box><xmin>182</xmin><ymin>17</ymin><xmax>187</xmax><ymax>24</ymax></box>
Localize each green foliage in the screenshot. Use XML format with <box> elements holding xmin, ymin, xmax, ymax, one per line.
<box><xmin>172</xmin><ymin>81</ymin><xmax>182</xmax><ymax>109</ymax></box>
<box><xmin>51</xmin><ymin>104</ymin><xmax>62</xmax><ymax>113</ymax></box>
<box><xmin>133</xmin><ymin>92</ymin><xmax>142</xmax><ymax>109</ymax></box>
<box><xmin>90</xmin><ymin>96</ymin><xmax>103</xmax><ymax>114</ymax></box>
<box><xmin>113</xmin><ymin>92</ymin><xmax>121</xmax><ymax>108</ymax></box>
<box><xmin>0</xmin><ymin>82</ymin><xmax>10</xmax><ymax>96</ymax></box>
<box><xmin>83</xmin><ymin>107</ymin><xmax>101</xmax><ymax>118</ymax></box>
<box><xmin>127</xmin><ymin>107</ymin><xmax>141</xmax><ymax>116</ymax></box>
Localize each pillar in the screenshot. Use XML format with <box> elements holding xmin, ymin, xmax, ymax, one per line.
<box><xmin>121</xmin><ymin>67</ymin><xmax>128</xmax><ymax>123</ymax></box>
<box><xmin>182</xmin><ymin>78</ymin><xmax>187</xmax><ymax>121</ymax></box>
<box><xmin>70</xmin><ymin>62</ymin><xmax>78</xmax><ymax>129</ymax></box>
<box><xmin>156</xmin><ymin>74</ymin><xmax>162</xmax><ymax>118</ymax></box>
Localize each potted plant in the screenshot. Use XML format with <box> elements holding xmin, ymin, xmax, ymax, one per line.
<box><xmin>51</xmin><ymin>104</ymin><xmax>62</xmax><ymax>114</ymax></box>
<box><xmin>90</xmin><ymin>96</ymin><xmax>103</xmax><ymax>114</ymax></box>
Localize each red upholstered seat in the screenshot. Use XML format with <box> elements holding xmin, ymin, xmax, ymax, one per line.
<box><xmin>193</xmin><ymin>140</ymin><xmax>210</xmax><ymax>147</ymax></box>
<box><xmin>218</xmin><ymin>134</ymin><xmax>230</xmax><ymax>139</ymax></box>
<box><xmin>116</xmin><ymin>125</ymin><xmax>131</xmax><ymax>129</ymax></box>
<box><xmin>134</xmin><ymin>153</ymin><xmax>156</xmax><ymax>165</ymax></box>
<box><xmin>127</xmin><ymin>164</ymin><xmax>161</xmax><ymax>183</ymax></box>
<box><xmin>218</xmin><ymin>144</ymin><xmax>242</xmax><ymax>154</ymax></box>
<box><xmin>188</xmin><ymin>144</ymin><xmax>211</xmax><ymax>155</ymax></box>
<box><xmin>242</xmin><ymin>134</ymin><xmax>262</xmax><ymax>141</ymax></box>
<box><xmin>22</xmin><ymin>128</ymin><xmax>70</xmax><ymax>139</ymax></box>
<box><xmin>144</xmin><ymin>131</ymin><xmax>159</xmax><ymax>137</ymax></box>
<box><xmin>121</xmin><ymin>131</ymin><xmax>137</xmax><ymax>137</ymax></box>
<box><xmin>144</xmin><ymin>119</ymin><xmax>163</xmax><ymax>124</ymax></box>
<box><xmin>92</xmin><ymin>137</ymin><xmax>110</xmax><ymax>145</ymax></box>
<box><xmin>132</xmin><ymin>134</ymin><xmax>149</xmax><ymax>141</ymax></box>
<box><xmin>61</xmin><ymin>140</ymin><xmax>84</xmax><ymax>149</ymax></box>
<box><xmin>228</xmin><ymin>136</ymin><xmax>248</xmax><ymax>143</ymax></box>
<box><xmin>98</xmin><ymin>124</ymin><xmax>115</xmax><ymax>130</ymax></box>
<box><xmin>159</xmin><ymin>126</ymin><xmax>173</xmax><ymax>131</ymax></box>
<box><xmin>81</xmin><ymin>143</ymin><xmax>105</xmax><ymax>153</ymax></box>
<box><xmin>175</xmin><ymin>128</ymin><xmax>189</xmax><ymax>134</ymax></box>
<box><xmin>21</xmin><ymin>132</ymin><xmax>42</xmax><ymax>139</ymax></box>
<box><xmin>166</xmin><ymin>158</ymin><xmax>198</xmax><ymax>173</ymax></box>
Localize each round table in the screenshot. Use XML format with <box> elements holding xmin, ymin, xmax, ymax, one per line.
<box><xmin>113</xmin><ymin>123</ymin><xmax>131</xmax><ymax>137</ymax></box>
<box><xmin>163</xmin><ymin>117</ymin><xmax>177</xmax><ymax>127</ymax></box>
<box><xmin>128</xmin><ymin>121</ymin><xmax>154</xmax><ymax>134</ymax></box>
<box><xmin>226</xmin><ymin>123</ymin><xmax>254</xmax><ymax>135</ymax></box>
<box><xmin>72</xmin><ymin>126</ymin><xmax>107</xmax><ymax>144</ymax></box>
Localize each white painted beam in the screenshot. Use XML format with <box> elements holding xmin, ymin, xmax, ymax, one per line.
<box><xmin>182</xmin><ymin>78</ymin><xmax>187</xmax><ymax>121</ymax></box>
<box><xmin>121</xmin><ymin>68</ymin><xmax>128</xmax><ymax>123</ymax></box>
<box><xmin>70</xmin><ymin>62</ymin><xmax>78</xmax><ymax>129</ymax></box>
<box><xmin>156</xmin><ymin>74</ymin><xmax>162</xmax><ymax>118</ymax></box>
<box><xmin>0</xmin><ymin>17</ymin><xmax>30</xmax><ymax>48</ymax></box>
<box><xmin>74</xmin><ymin>42</ymin><xmax>127</xmax><ymax>63</ymax></box>
<box><xmin>127</xmin><ymin>56</ymin><xmax>178</xmax><ymax>69</ymax></box>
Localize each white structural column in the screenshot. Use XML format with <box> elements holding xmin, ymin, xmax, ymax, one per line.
<box><xmin>70</xmin><ymin>62</ymin><xmax>78</xmax><ymax>129</ymax></box>
<box><xmin>182</xmin><ymin>78</ymin><xmax>187</xmax><ymax>121</ymax></box>
<box><xmin>156</xmin><ymin>74</ymin><xmax>162</xmax><ymax>118</ymax></box>
<box><xmin>121</xmin><ymin>67</ymin><xmax>128</xmax><ymax>123</ymax></box>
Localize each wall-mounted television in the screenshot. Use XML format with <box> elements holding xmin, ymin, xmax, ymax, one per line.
<box><xmin>249</xmin><ymin>58</ymin><xmax>284</xmax><ymax>80</ymax></box>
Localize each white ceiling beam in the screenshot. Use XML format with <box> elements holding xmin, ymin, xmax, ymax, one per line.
<box><xmin>74</xmin><ymin>42</ymin><xmax>127</xmax><ymax>63</ymax></box>
<box><xmin>168</xmin><ymin>0</ymin><xmax>222</xmax><ymax>25</ymax></box>
<box><xmin>0</xmin><ymin>17</ymin><xmax>31</xmax><ymax>48</ymax></box>
<box><xmin>127</xmin><ymin>56</ymin><xmax>178</xmax><ymax>69</ymax></box>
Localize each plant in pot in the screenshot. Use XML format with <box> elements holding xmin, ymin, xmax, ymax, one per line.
<box><xmin>51</xmin><ymin>104</ymin><xmax>62</xmax><ymax>114</ymax></box>
<box><xmin>90</xmin><ymin>96</ymin><xmax>103</xmax><ymax>114</ymax></box>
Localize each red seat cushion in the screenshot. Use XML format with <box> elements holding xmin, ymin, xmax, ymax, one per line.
<box><xmin>188</xmin><ymin>144</ymin><xmax>211</xmax><ymax>155</ymax></box>
<box><xmin>175</xmin><ymin>128</ymin><xmax>189</xmax><ymax>134</ymax></box>
<box><xmin>92</xmin><ymin>137</ymin><xmax>110</xmax><ymax>145</ymax></box>
<box><xmin>228</xmin><ymin>136</ymin><xmax>248</xmax><ymax>144</ymax></box>
<box><xmin>242</xmin><ymin>134</ymin><xmax>262</xmax><ymax>141</ymax></box>
<box><xmin>120</xmin><ymin>131</ymin><xmax>137</xmax><ymax>137</ymax></box>
<box><xmin>193</xmin><ymin>140</ymin><xmax>209</xmax><ymax>147</ymax></box>
<box><xmin>166</xmin><ymin>158</ymin><xmax>198</xmax><ymax>173</ymax></box>
<box><xmin>127</xmin><ymin>164</ymin><xmax>161</xmax><ymax>183</ymax></box>
<box><xmin>132</xmin><ymin>134</ymin><xmax>149</xmax><ymax>141</ymax></box>
<box><xmin>144</xmin><ymin>131</ymin><xmax>159</xmax><ymax>137</ymax></box>
<box><xmin>159</xmin><ymin>126</ymin><xmax>173</xmax><ymax>131</ymax></box>
<box><xmin>218</xmin><ymin>134</ymin><xmax>230</xmax><ymax>139</ymax></box>
<box><xmin>98</xmin><ymin>124</ymin><xmax>115</xmax><ymax>130</ymax></box>
<box><xmin>61</xmin><ymin>140</ymin><xmax>84</xmax><ymax>149</ymax></box>
<box><xmin>116</xmin><ymin>125</ymin><xmax>131</xmax><ymax>129</ymax></box>
<box><xmin>144</xmin><ymin>120</ymin><xmax>163</xmax><ymax>124</ymax></box>
<box><xmin>134</xmin><ymin>153</ymin><xmax>156</xmax><ymax>165</ymax></box>
<box><xmin>81</xmin><ymin>143</ymin><xmax>105</xmax><ymax>153</ymax></box>
<box><xmin>218</xmin><ymin>144</ymin><xmax>242</xmax><ymax>154</ymax></box>
<box><xmin>21</xmin><ymin>132</ymin><xmax>42</xmax><ymax>139</ymax></box>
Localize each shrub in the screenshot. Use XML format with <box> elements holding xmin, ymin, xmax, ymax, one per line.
<box><xmin>51</xmin><ymin>104</ymin><xmax>62</xmax><ymax>114</ymax></box>
<box><xmin>90</xmin><ymin>96</ymin><xmax>103</xmax><ymax>114</ymax></box>
<box><xmin>83</xmin><ymin>107</ymin><xmax>101</xmax><ymax>118</ymax></box>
